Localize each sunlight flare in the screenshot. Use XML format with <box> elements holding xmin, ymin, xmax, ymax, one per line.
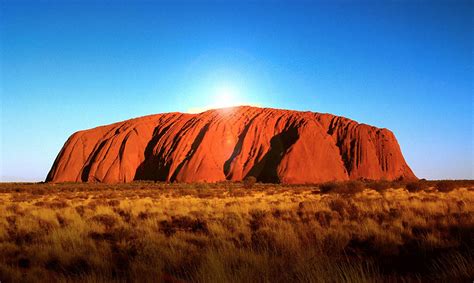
<box><xmin>187</xmin><ymin>82</ymin><xmax>260</xmax><ymax>113</ymax></box>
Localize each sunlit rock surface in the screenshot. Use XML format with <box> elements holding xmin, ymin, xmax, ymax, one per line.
<box><xmin>47</xmin><ymin>106</ymin><xmax>417</xmax><ymax>183</ymax></box>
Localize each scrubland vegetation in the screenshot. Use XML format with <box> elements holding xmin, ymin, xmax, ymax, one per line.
<box><xmin>0</xmin><ymin>180</ymin><xmax>472</xmax><ymax>282</ymax></box>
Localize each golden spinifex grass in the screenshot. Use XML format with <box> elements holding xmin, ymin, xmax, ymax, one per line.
<box><xmin>0</xmin><ymin>181</ymin><xmax>472</xmax><ymax>282</ymax></box>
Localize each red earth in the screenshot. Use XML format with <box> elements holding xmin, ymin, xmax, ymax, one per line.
<box><xmin>47</xmin><ymin>106</ymin><xmax>417</xmax><ymax>183</ymax></box>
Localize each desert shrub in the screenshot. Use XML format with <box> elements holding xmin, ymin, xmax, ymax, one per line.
<box><xmin>271</xmin><ymin>208</ymin><xmax>282</xmax><ymax>218</ymax></box>
<box><xmin>319</xmin><ymin>182</ymin><xmax>338</xmax><ymax>193</ymax></box>
<box><xmin>137</xmin><ymin>211</ymin><xmax>151</xmax><ymax>220</ymax></box>
<box><xmin>6</xmin><ymin>204</ymin><xmax>21</xmax><ymax>213</ymax></box>
<box><xmin>37</xmin><ymin>218</ymin><xmax>55</xmax><ymax>232</ymax></box>
<box><xmin>91</xmin><ymin>214</ymin><xmax>117</xmax><ymax>229</ymax></box>
<box><xmin>107</xmin><ymin>199</ymin><xmax>120</xmax><ymax>206</ymax></box>
<box><xmin>56</xmin><ymin>213</ymin><xmax>69</xmax><ymax>228</ymax></box>
<box><xmin>366</xmin><ymin>180</ymin><xmax>392</xmax><ymax>191</ymax></box>
<box><xmin>47</xmin><ymin>200</ymin><xmax>69</xmax><ymax>209</ymax></box>
<box><xmin>6</xmin><ymin>215</ymin><xmax>16</xmax><ymax>226</ymax></box>
<box><xmin>75</xmin><ymin>205</ymin><xmax>86</xmax><ymax>217</ymax></box>
<box><xmin>195</xmin><ymin>182</ymin><xmax>211</xmax><ymax>190</ymax></box>
<box><xmin>221</xmin><ymin>212</ymin><xmax>242</xmax><ymax>232</ymax></box>
<box><xmin>8</xmin><ymin>229</ymin><xmax>37</xmax><ymax>245</ymax></box>
<box><xmin>315</xmin><ymin>211</ymin><xmax>333</xmax><ymax>227</ymax></box>
<box><xmin>435</xmin><ymin>180</ymin><xmax>460</xmax><ymax>192</ymax></box>
<box><xmin>405</xmin><ymin>181</ymin><xmax>429</xmax><ymax>192</ymax></box>
<box><xmin>31</xmin><ymin>188</ymin><xmax>47</xmax><ymax>195</ymax></box>
<box><xmin>251</xmin><ymin>228</ymin><xmax>277</xmax><ymax>252</ymax></box>
<box><xmin>243</xmin><ymin>176</ymin><xmax>257</xmax><ymax>189</ymax></box>
<box><xmin>346</xmin><ymin>181</ymin><xmax>365</xmax><ymax>193</ymax></box>
<box><xmin>197</xmin><ymin>191</ymin><xmax>214</xmax><ymax>198</ymax></box>
<box><xmin>159</xmin><ymin>216</ymin><xmax>208</xmax><ymax>236</ymax></box>
<box><xmin>328</xmin><ymin>198</ymin><xmax>350</xmax><ymax>217</ymax></box>
<box><xmin>249</xmin><ymin>209</ymin><xmax>268</xmax><ymax>231</ymax></box>
<box><xmin>319</xmin><ymin>181</ymin><xmax>365</xmax><ymax>194</ymax></box>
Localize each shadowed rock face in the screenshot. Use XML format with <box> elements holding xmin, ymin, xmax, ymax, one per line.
<box><xmin>46</xmin><ymin>106</ymin><xmax>417</xmax><ymax>183</ymax></box>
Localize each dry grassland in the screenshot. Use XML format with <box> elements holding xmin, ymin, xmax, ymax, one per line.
<box><xmin>0</xmin><ymin>181</ymin><xmax>472</xmax><ymax>282</ymax></box>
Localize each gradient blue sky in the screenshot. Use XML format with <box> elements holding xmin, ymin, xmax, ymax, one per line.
<box><xmin>1</xmin><ymin>0</ymin><xmax>473</xmax><ymax>181</ymax></box>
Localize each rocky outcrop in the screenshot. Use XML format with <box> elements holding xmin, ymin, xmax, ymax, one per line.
<box><xmin>46</xmin><ymin>106</ymin><xmax>416</xmax><ymax>183</ymax></box>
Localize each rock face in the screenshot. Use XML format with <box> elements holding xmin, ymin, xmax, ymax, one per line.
<box><xmin>46</xmin><ymin>106</ymin><xmax>417</xmax><ymax>183</ymax></box>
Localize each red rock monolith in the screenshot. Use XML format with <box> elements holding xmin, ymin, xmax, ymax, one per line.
<box><xmin>46</xmin><ymin>106</ymin><xmax>417</xmax><ymax>183</ymax></box>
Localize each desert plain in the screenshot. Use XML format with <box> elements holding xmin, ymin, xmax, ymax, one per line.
<box><xmin>0</xmin><ymin>180</ymin><xmax>472</xmax><ymax>282</ymax></box>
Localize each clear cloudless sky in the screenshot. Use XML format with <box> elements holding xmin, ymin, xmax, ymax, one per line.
<box><xmin>0</xmin><ymin>0</ymin><xmax>473</xmax><ymax>181</ymax></box>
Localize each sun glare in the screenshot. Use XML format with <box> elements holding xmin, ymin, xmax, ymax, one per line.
<box><xmin>187</xmin><ymin>83</ymin><xmax>250</xmax><ymax>113</ymax></box>
<box><xmin>213</xmin><ymin>85</ymin><xmax>240</xmax><ymax>108</ymax></box>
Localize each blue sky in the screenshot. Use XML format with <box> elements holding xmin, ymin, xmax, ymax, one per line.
<box><xmin>1</xmin><ymin>0</ymin><xmax>472</xmax><ymax>181</ymax></box>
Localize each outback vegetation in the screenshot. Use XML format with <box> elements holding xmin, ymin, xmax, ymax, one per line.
<box><xmin>0</xmin><ymin>180</ymin><xmax>472</xmax><ymax>282</ymax></box>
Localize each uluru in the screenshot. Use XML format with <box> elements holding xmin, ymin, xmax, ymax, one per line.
<box><xmin>46</xmin><ymin>106</ymin><xmax>416</xmax><ymax>184</ymax></box>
